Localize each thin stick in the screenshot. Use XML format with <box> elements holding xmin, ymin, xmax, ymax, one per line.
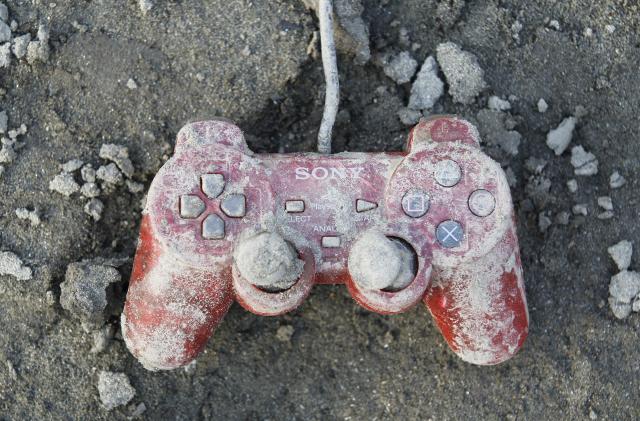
<box><xmin>317</xmin><ymin>0</ymin><xmax>339</xmax><ymax>154</ymax></box>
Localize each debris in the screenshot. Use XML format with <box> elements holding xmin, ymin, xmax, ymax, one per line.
<box><xmin>0</xmin><ymin>251</ymin><xmax>32</xmax><ymax>280</ymax></box>
<box><xmin>62</xmin><ymin>159</ymin><xmax>84</xmax><ymax>173</ymax></box>
<box><xmin>524</xmin><ymin>176</ymin><xmax>552</xmax><ymax>209</ymax></box>
<box><xmin>81</xmin><ymin>164</ymin><xmax>96</xmax><ymax>183</ymax></box>
<box><xmin>407</xmin><ymin>56</ymin><xmax>443</xmax><ymax>110</ymax></box>
<box><xmin>608</xmin><ymin>240</ymin><xmax>633</xmax><ymax>271</ymax></box>
<box><xmin>0</xmin><ymin>109</ymin><xmax>6</xmax><ymax>133</ymax></box>
<box><xmin>26</xmin><ymin>24</ymin><xmax>50</xmax><ymax>64</ymax></box>
<box><xmin>0</xmin><ymin>42</ymin><xmax>9</xmax><ymax>68</ymax></box>
<box><xmin>572</xmin><ymin>204</ymin><xmax>588</xmax><ymax>216</ymax></box>
<box><xmin>49</xmin><ymin>172</ymin><xmax>80</xmax><ymax>196</ymax></box>
<box><xmin>0</xmin><ymin>19</ymin><xmax>9</xmax><ymax>43</ymax></box>
<box><xmin>511</xmin><ymin>20</ymin><xmax>523</xmax><ymax>42</ymax></box>
<box><xmin>99</xmin><ymin>144</ymin><xmax>134</xmax><ymax>178</ymax></box>
<box><xmin>84</xmin><ymin>198</ymin><xmax>104</xmax><ymax>221</ymax></box>
<box><xmin>0</xmin><ymin>142</ymin><xmax>16</xmax><ymax>163</ymax></box>
<box><xmin>383</xmin><ymin>51</ymin><xmax>418</xmax><ymax>84</ymax></box>
<box><xmin>126</xmin><ymin>180</ymin><xmax>145</xmax><ymax>194</ymax></box>
<box><xmin>548</xmin><ymin>20</ymin><xmax>561</xmax><ymax>31</ymax></box>
<box><xmin>129</xmin><ymin>402</ymin><xmax>147</xmax><ymax>418</ymax></box>
<box><xmin>546</xmin><ymin>117</ymin><xmax>576</xmax><ymax>155</ymax></box>
<box><xmin>609</xmin><ymin>171</ymin><xmax>626</xmax><ymax>189</ymax></box>
<box><xmin>505</xmin><ymin>167</ymin><xmax>517</xmax><ymax>188</ymax></box>
<box><xmin>566</xmin><ymin>179</ymin><xmax>578</xmax><ymax>193</ymax></box>
<box><xmin>97</xmin><ymin>371</ymin><xmax>136</xmax><ymax>410</ymax></box>
<box><xmin>555</xmin><ymin>211</ymin><xmax>570</xmax><ymax>225</ymax></box>
<box><xmin>0</xmin><ymin>164</ymin><xmax>4</xmax><ymax>178</ymax></box>
<box><xmin>276</xmin><ymin>325</ymin><xmax>295</xmax><ymax>342</ymax></box>
<box><xmin>476</xmin><ymin>109</ymin><xmax>522</xmax><ymax>156</ymax></box>
<box><xmin>138</xmin><ymin>0</ymin><xmax>153</xmax><ymax>15</ymax></box>
<box><xmin>608</xmin><ymin>297</ymin><xmax>631</xmax><ymax>320</ymax></box>
<box><xmin>597</xmin><ymin>211</ymin><xmax>614</xmax><ymax>220</ymax></box>
<box><xmin>488</xmin><ymin>96</ymin><xmax>511</xmax><ymax>111</ymax></box>
<box><xmin>96</xmin><ymin>163</ymin><xmax>123</xmax><ymax>185</ymax></box>
<box><xmin>59</xmin><ymin>260</ymin><xmax>121</xmax><ymax>330</ymax></box>
<box><xmin>90</xmin><ymin>325</ymin><xmax>115</xmax><ymax>354</ymax></box>
<box><xmin>597</xmin><ymin>196</ymin><xmax>613</xmax><ymax>212</ymax></box>
<box><xmin>605</xmin><ymin>24</ymin><xmax>616</xmax><ymax>34</ymax></box>
<box><xmin>11</xmin><ymin>34</ymin><xmax>30</xmax><ymax>59</ymax></box>
<box><xmin>15</xmin><ymin>208</ymin><xmax>41</xmax><ymax>226</ymax></box>
<box><xmin>332</xmin><ymin>0</ymin><xmax>371</xmax><ymax>64</ymax></box>
<box><xmin>0</xmin><ymin>3</ymin><xmax>7</xmax><ymax>22</ymax></box>
<box><xmin>397</xmin><ymin>107</ymin><xmax>422</xmax><ymax>126</ymax></box>
<box><xmin>436</xmin><ymin>42</ymin><xmax>487</xmax><ymax>104</ymax></box>
<box><xmin>81</xmin><ymin>182</ymin><xmax>101</xmax><ymax>198</ymax></box>
<box><xmin>126</xmin><ymin>78</ymin><xmax>138</xmax><ymax>90</ymax></box>
<box><xmin>609</xmin><ymin>271</ymin><xmax>640</xmax><ymax>305</ymax></box>
<box><xmin>570</xmin><ymin>145</ymin><xmax>598</xmax><ymax>176</ymax></box>
<box><xmin>537</xmin><ymin>98</ymin><xmax>549</xmax><ymax>113</ymax></box>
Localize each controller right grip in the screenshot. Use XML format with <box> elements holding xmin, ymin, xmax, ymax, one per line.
<box><xmin>121</xmin><ymin>215</ymin><xmax>234</xmax><ymax>370</ymax></box>
<box><xmin>424</xmin><ymin>232</ymin><xmax>529</xmax><ymax>365</ymax></box>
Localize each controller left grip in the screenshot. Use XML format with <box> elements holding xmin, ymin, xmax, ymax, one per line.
<box><xmin>121</xmin><ymin>216</ymin><xmax>234</xmax><ymax>370</ymax></box>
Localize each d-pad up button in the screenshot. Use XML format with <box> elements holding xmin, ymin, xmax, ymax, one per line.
<box><xmin>202</xmin><ymin>214</ymin><xmax>225</xmax><ymax>239</ymax></box>
<box><xmin>221</xmin><ymin>194</ymin><xmax>246</xmax><ymax>218</ymax></box>
<box><xmin>201</xmin><ymin>174</ymin><xmax>225</xmax><ymax>198</ymax></box>
<box><xmin>180</xmin><ymin>195</ymin><xmax>205</xmax><ymax>219</ymax></box>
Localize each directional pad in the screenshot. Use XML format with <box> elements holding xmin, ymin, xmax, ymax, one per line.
<box><xmin>201</xmin><ymin>174</ymin><xmax>225</xmax><ymax>198</ymax></box>
<box><xmin>202</xmin><ymin>214</ymin><xmax>225</xmax><ymax>239</ymax></box>
<box><xmin>221</xmin><ymin>194</ymin><xmax>246</xmax><ymax>218</ymax></box>
<box><xmin>180</xmin><ymin>195</ymin><xmax>205</xmax><ymax>219</ymax></box>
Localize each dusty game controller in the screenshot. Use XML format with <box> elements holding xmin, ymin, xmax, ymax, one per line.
<box><xmin>121</xmin><ymin>115</ymin><xmax>528</xmax><ymax>370</ymax></box>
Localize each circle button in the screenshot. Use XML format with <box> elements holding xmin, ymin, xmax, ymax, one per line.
<box><xmin>434</xmin><ymin>159</ymin><xmax>462</xmax><ymax>187</ymax></box>
<box><xmin>436</xmin><ymin>220</ymin><xmax>464</xmax><ymax>248</ymax></box>
<box><xmin>468</xmin><ymin>189</ymin><xmax>496</xmax><ymax>217</ymax></box>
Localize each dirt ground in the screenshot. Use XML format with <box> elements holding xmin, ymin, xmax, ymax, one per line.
<box><xmin>1</xmin><ymin>0</ymin><xmax>639</xmax><ymax>419</ymax></box>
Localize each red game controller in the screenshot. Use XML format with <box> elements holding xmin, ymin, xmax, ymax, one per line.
<box><xmin>121</xmin><ymin>115</ymin><xmax>528</xmax><ymax>370</ymax></box>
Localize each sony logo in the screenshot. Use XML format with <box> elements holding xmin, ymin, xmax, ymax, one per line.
<box><xmin>295</xmin><ymin>167</ymin><xmax>365</xmax><ymax>180</ymax></box>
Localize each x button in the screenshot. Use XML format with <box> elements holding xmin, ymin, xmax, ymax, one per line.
<box><xmin>436</xmin><ymin>220</ymin><xmax>464</xmax><ymax>248</ymax></box>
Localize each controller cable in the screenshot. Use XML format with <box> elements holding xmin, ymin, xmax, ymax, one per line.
<box><xmin>316</xmin><ymin>0</ymin><xmax>339</xmax><ymax>155</ymax></box>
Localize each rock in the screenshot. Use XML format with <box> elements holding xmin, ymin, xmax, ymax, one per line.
<box><xmin>597</xmin><ymin>211</ymin><xmax>614</xmax><ymax>220</ymax></box>
<box><xmin>566</xmin><ymin>179</ymin><xmax>578</xmax><ymax>193</ymax></box>
<box><xmin>0</xmin><ymin>3</ymin><xmax>8</xmax><ymax>22</ymax></box>
<box><xmin>276</xmin><ymin>325</ymin><xmax>295</xmax><ymax>342</ymax></box>
<box><xmin>81</xmin><ymin>182</ymin><xmax>101</xmax><ymax>198</ymax></box>
<box><xmin>62</xmin><ymin>159</ymin><xmax>84</xmax><ymax>173</ymax></box>
<box><xmin>546</xmin><ymin>117</ymin><xmax>576</xmax><ymax>155</ymax></box>
<box><xmin>138</xmin><ymin>0</ymin><xmax>153</xmax><ymax>15</ymax></box>
<box><xmin>609</xmin><ymin>271</ymin><xmax>640</xmax><ymax>303</ymax></box>
<box><xmin>81</xmin><ymin>164</ymin><xmax>96</xmax><ymax>183</ymax></box>
<box><xmin>84</xmin><ymin>198</ymin><xmax>104</xmax><ymax>221</ymax></box>
<box><xmin>488</xmin><ymin>96</ymin><xmax>511</xmax><ymax>111</ymax></box>
<box><xmin>436</xmin><ymin>42</ymin><xmax>487</xmax><ymax>104</ymax></box>
<box><xmin>524</xmin><ymin>157</ymin><xmax>547</xmax><ymax>174</ymax></box>
<box><xmin>524</xmin><ymin>176</ymin><xmax>552</xmax><ymax>209</ymax></box>
<box><xmin>608</xmin><ymin>240</ymin><xmax>633</xmax><ymax>271</ymax></box>
<box><xmin>11</xmin><ymin>33</ymin><xmax>29</xmax><ymax>59</ymax></box>
<box><xmin>597</xmin><ymin>196</ymin><xmax>613</xmax><ymax>212</ymax></box>
<box><xmin>49</xmin><ymin>172</ymin><xmax>80</xmax><ymax>196</ymax></box>
<box><xmin>555</xmin><ymin>211</ymin><xmax>570</xmax><ymax>225</ymax></box>
<box><xmin>0</xmin><ymin>251</ymin><xmax>32</xmax><ymax>280</ymax></box>
<box><xmin>538</xmin><ymin>212</ymin><xmax>552</xmax><ymax>233</ymax></box>
<box><xmin>99</xmin><ymin>144</ymin><xmax>134</xmax><ymax>178</ymax></box>
<box><xmin>609</xmin><ymin>171</ymin><xmax>626</xmax><ymax>189</ymax></box>
<box><xmin>25</xmin><ymin>24</ymin><xmax>50</xmax><ymax>64</ymax></box>
<box><xmin>397</xmin><ymin>107</ymin><xmax>422</xmax><ymax>126</ymax></box>
<box><xmin>570</xmin><ymin>145</ymin><xmax>598</xmax><ymax>176</ymax></box>
<box><xmin>125</xmin><ymin>180</ymin><xmax>145</xmax><ymax>194</ymax></box>
<box><xmin>608</xmin><ymin>297</ymin><xmax>631</xmax><ymax>320</ymax></box>
<box><xmin>476</xmin><ymin>109</ymin><xmax>521</xmax><ymax>156</ymax></box>
<box><xmin>0</xmin><ymin>41</ymin><xmax>9</xmax><ymax>68</ymax></box>
<box><xmin>96</xmin><ymin>163</ymin><xmax>123</xmax><ymax>185</ymax></box>
<box><xmin>90</xmin><ymin>325</ymin><xmax>114</xmax><ymax>354</ymax></box>
<box><xmin>0</xmin><ymin>19</ymin><xmax>10</xmax><ymax>43</ymax></box>
<box><xmin>97</xmin><ymin>371</ymin><xmax>136</xmax><ymax>410</ymax></box>
<box><xmin>0</xmin><ymin>109</ymin><xmax>6</xmax><ymax>133</ymax></box>
<box><xmin>126</xmin><ymin>78</ymin><xmax>138</xmax><ymax>90</ymax></box>
<box><xmin>537</xmin><ymin>98</ymin><xmax>549</xmax><ymax>113</ymax></box>
<box><xmin>408</xmin><ymin>56</ymin><xmax>443</xmax><ymax>110</ymax></box>
<box><xmin>633</xmin><ymin>296</ymin><xmax>640</xmax><ymax>313</ymax></box>
<box><xmin>15</xmin><ymin>208</ymin><xmax>41</xmax><ymax>226</ymax></box>
<box><xmin>572</xmin><ymin>204</ymin><xmax>588</xmax><ymax>216</ymax></box>
<box><xmin>59</xmin><ymin>260</ymin><xmax>121</xmax><ymax>330</ymax></box>
<box><xmin>383</xmin><ymin>51</ymin><xmax>417</xmax><ymax>84</ymax></box>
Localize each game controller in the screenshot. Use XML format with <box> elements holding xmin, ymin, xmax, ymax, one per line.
<box><xmin>121</xmin><ymin>115</ymin><xmax>529</xmax><ymax>370</ymax></box>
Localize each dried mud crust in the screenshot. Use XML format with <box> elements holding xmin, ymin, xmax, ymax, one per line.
<box><xmin>1</xmin><ymin>0</ymin><xmax>640</xmax><ymax>420</ymax></box>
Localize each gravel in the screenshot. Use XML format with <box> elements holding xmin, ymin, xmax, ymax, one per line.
<box><xmin>609</xmin><ymin>171</ymin><xmax>626</xmax><ymax>189</ymax></box>
<box><xmin>488</xmin><ymin>96</ymin><xmax>511</xmax><ymax>111</ymax></box>
<box><xmin>383</xmin><ymin>51</ymin><xmax>418</xmax><ymax>84</ymax></box>
<box><xmin>11</xmin><ymin>33</ymin><xmax>29</xmax><ymax>59</ymax></box>
<box><xmin>570</xmin><ymin>145</ymin><xmax>599</xmax><ymax>176</ymax></box>
<box><xmin>99</xmin><ymin>144</ymin><xmax>134</xmax><ymax>178</ymax></box>
<box><xmin>407</xmin><ymin>55</ymin><xmax>443</xmax><ymax>110</ymax></box>
<box><xmin>546</xmin><ymin>116</ymin><xmax>576</xmax><ymax>155</ymax></box>
<box><xmin>84</xmin><ymin>198</ymin><xmax>104</xmax><ymax>221</ymax></box>
<box><xmin>15</xmin><ymin>207</ymin><xmax>41</xmax><ymax>226</ymax></box>
<box><xmin>97</xmin><ymin>371</ymin><xmax>136</xmax><ymax>410</ymax></box>
<box><xmin>62</xmin><ymin>158</ymin><xmax>84</xmax><ymax>173</ymax></box>
<box><xmin>608</xmin><ymin>240</ymin><xmax>633</xmax><ymax>272</ymax></box>
<box><xmin>537</xmin><ymin>98</ymin><xmax>549</xmax><ymax>113</ymax></box>
<box><xmin>0</xmin><ymin>250</ymin><xmax>32</xmax><ymax>280</ymax></box>
<box><xmin>436</xmin><ymin>42</ymin><xmax>486</xmax><ymax>104</ymax></box>
<box><xmin>49</xmin><ymin>172</ymin><xmax>80</xmax><ymax>196</ymax></box>
<box><xmin>96</xmin><ymin>163</ymin><xmax>123</xmax><ymax>185</ymax></box>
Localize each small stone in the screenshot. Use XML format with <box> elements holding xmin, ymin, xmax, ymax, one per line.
<box><xmin>0</xmin><ymin>164</ymin><xmax>4</xmax><ymax>178</ymax></box>
<box><xmin>597</xmin><ymin>196</ymin><xmax>613</xmax><ymax>211</ymax></box>
<box><xmin>0</xmin><ymin>3</ymin><xmax>8</xmax><ymax>22</ymax></box>
<box><xmin>84</xmin><ymin>198</ymin><xmax>104</xmax><ymax>221</ymax></box>
<box><xmin>81</xmin><ymin>164</ymin><xmax>96</xmax><ymax>183</ymax></box>
<box><xmin>60</xmin><ymin>260</ymin><xmax>121</xmax><ymax>330</ymax></box>
<box><xmin>537</xmin><ymin>98</ymin><xmax>549</xmax><ymax>113</ymax></box>
<box><xmin>0</xmin><ymin>110</ymin><xmax>6</xmax><ymax>133</ymax></box>
<box><xmin>555</xmin><ymin>211</ymin><xmax>570</xmax><ymax>225</ymax></box>
<box><xmin>45</xmin><ymin>290</ymin><xmax>56</xmax><ymax>306</ymax></box>
<box><xmin>570</xmin><ymin>145</ymin><xmax>598</xmax><ymax>176</ymax></box>
<box><xmin>383</xmin><ymin>51</ymin><xmax>418</xmax><ymax>84</ymax></box>
<box><xmin>574</xmin><ymin>105</ymin><xmax>588</xmax><ymax>119</ymax></box>
<box><xmin>608</xmin><ymin>297</ymin><xmax>631</xmax><ymax>320</ymax></box>
<box><xmin>605</xmin><ymin>24</ymin><xmax>615</xmax><ymax>34</ymax></box>
<box><xmin>49</xmin><ymin>172</ymin><xmax>80</xmax><ymax>196</ymax></box>
<box><xmin>407</xmin><ymin>56</ymin><xmax>443</xmax><ymax>110</ymax></box>
<box><xmin>397</xmin><ymin>107</ymin><xmax>422</xmax><ymax>126</ymax></box>
<box><xmin>126</xmin><ymin>78</ymin><xmax>138</xmax><ymax>90</ymax></box>
<box><xmin>138</xmin><ymin>0</ymin><xmax>153</xmax><ymax>15</ymax></box>
<box><xmin>15</xmin><ymin>208</ymin><xmax>41</xmax><ymax>226</ymax></box>
<box><xmin>97</xmin><ymin>371</ymin><xmax>136</xmax><ymax>410</ymax></box>
<box><xmin>566</xmin><ymin>179</ymin><xmax>578</xmax><ymax>193</ymax></box>
<box><xmin>0</xmin><ymin>143</ymin><xmax>14</xmax><ymax>163</ymax></box>
<box><xmin>538</xmin><ymin>213</ymin><xmax>552</xmax><ymax>233</ymax></box>
<box><xmin>511</xmin><ymin>20</ymin><xmax>523</xmax><ymax>42</ymax></box>
<box><xmin>276</xmin><ymin>325</ymin><xmax>295</xmax><ymax>342</ymax></box>
<box><xmin>126</xmin><ymin>180</ymin><xmax>145</xmax><ymax>194</ymax></box>
<box><xmin>0</xmin><ymin>251</ymin><xmax>32</xmax><ymax>280</ymax></box>
<box><xmin>0</xmin><ymin>20</ymin><xmax>10</xmax><ymax>43</ymax></box>
<box><xmin>608</xmin><ymin>240</ymin><xmax>633</xmax><ymax>271</ymax></box>
<box><xmin>609</xmin><ymin>171</ymin><xmax>626</xmax><ymax>189</ymax></box>
<box><xmin>609</xmin><ymin>271</ymin><xmax>640</xmax><ymax>303</ymax></box>
<box><xmin>0</xmin><ymin>42</ymin><xmax>10</xmax><ymax>68</ymax></box>
<box><xmin>584</xmin><ymin>28</ymin><xmax>594</xmax><ymax>37</ymax></box>
<box><xmin>80</xmin><ymin>182</ymin><xmax>101</xmax><ymax>198</ymax></box>
<box><xmin>11</xmin><ymin>33</ymin><xmax>30</xmax><ymax>59</ymax></box>
<box><xmin>633</xmin><ymin>296</ymin><xmax>640</xmax><ymax>313</ymax></box>
<box><xmin>90</xmin><ymin>325</ymin><xmax>114</xmax><ymax>354</ymax></box>
<box><xmin>6</xmin><ymin>360</ymin><xmax>17</xmax><ymax>380</ymax></box>
<box><xmin>99</xmin><ymin>144</ymin><xmax>134</xmax><ymax>178</ymax></box>
<box><xmin>548</xmin><ymin>19</ymin><xmax>561</xmax><ymax>31</ymax></box>
<box><xmin>597</xmin><ymin>211</ymin><xmax>614</xmax><ymax>220</ymax></box>
<box><xmin>572</xmin><ymin>204</ymin><xmax>588</xmax><ymax>216</ymax></box>
<box><xmin>96</xmin><ymin>163</ymin><xmax>123</xmax><ymax>185</ymax></box>
<box><xmin>62</xmin><ymin>158</ymin><xmax>84</xmax><ymax>173</ymax></box>
<box><xmin>488</xmin><ymin>96</ymin><xmax>511</xmax><ymax>111</ymax></box>
<box><xmin>436</xmin><ymin>42</ymin><xmax>487</xmax><ymax>104</ymax></box>
<box><xmin>130</xmin><ymin>402</ymin><xmax>147</xmax><ymax>418</ymax></box>
<box><xmin>546</xmin><ymin>117</ymin><xmax>576</xmax><ymax>155</ymax></box>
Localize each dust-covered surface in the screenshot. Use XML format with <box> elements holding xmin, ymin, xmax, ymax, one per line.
<box><xmin>1</xmin><ymin>0</ymin><xmax>640</xmax><ymax>420</ymax></box>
